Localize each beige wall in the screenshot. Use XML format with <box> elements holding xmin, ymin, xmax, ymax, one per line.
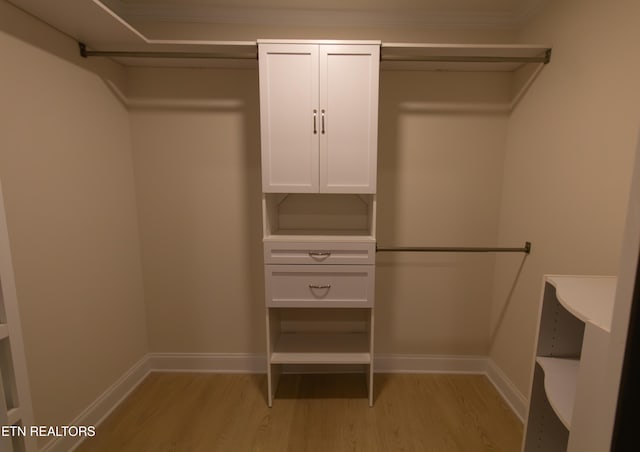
<box><xmin>127</xmin><ymin>67</ymin><xmax>265</xmax><ymax>353</ymax></box>
<box><xmin>376</xmin><ymin>70</ymin><xmax>511</xmax><ymax>355</ymax></box>
<box><xmin>0</xmin><ymin>1</ymin><xmax>147</xmax><ymax>445</ymax></box>
<box><xmin>490</xmin><ymin>0</ymin><xmax>640</xmax><ymax>397</ymax></box>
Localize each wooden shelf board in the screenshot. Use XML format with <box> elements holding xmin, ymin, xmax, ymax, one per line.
<box><xmin>271</xmin><ymin>332</ymin><xmax>370</xmax><ymax>364</ymax></box>
<box><xmin>9</xmin><ymin>0</ymin><xmax>146</xmax><ymax>47</ymax></box>
<box><xmin>545</xmin><ymin>275</ymin><xmax>617</xmax><ymax>332</ymax></box>
<box><xmin>264</xmin><ymin>232</ymin><xmax>375</xmax><ymax>242</ymax></box>
<box><xmin>536</xmin><ymin>357</ymin><xmax>580</xmax><ymax>429</ymax></box>
<box><xmin>268</xmin><ymin>301</ymin><xmax>373</xmax><ymax>309</ymax></box>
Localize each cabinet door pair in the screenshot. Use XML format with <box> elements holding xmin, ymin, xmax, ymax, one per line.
<box><xmin>259</xmin><ymin>43</ymin><xmax>379</xmax><ymax>194</ymax></box>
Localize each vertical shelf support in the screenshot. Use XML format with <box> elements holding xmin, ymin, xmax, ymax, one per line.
<box><xmin>0</xmin><ymin>179</ymin><xmax>36</xmax><ymax>451</ymax></box>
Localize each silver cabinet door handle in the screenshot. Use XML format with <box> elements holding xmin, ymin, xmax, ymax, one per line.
<box><xmin>321</xmin><ymin>109</ymin><xmax>325</xmax><ymax>134</ymax></box>
<box><xmin>308</xmin><ymin>251</ymin><xmax>331</xmax><ymax>258</ymax></box>
<box><xmin>308</xmin><ymin>284</ymin><xmax>331</xmax><ymax>289</ymax></box>
<box><xmin>313</xmin><ymin>109</ymin><xmax>317</xmax><ymax>134</ymax></box>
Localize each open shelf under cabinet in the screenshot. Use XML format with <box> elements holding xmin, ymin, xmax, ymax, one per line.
<box><xmin>270</xmin><ymin>332</ymin><xmax>370</xmax><ymax>364</ymax></box>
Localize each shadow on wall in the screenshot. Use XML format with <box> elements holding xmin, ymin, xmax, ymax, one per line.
<box><xmin>116</xmin><ymin>66</ymin><xmax>265</xmax><ymax>380</ymax></box>
<box><xmin>489</xmin><ymin>253</ymin><xmax>529</xmax><ymax>346</ymax></box>
<box><xmin>0</xmin><ymin>1</ymin><xmax>131</xmax><ymax>94</ymax></box>
<box><xmin>375</xmin><ymin>69</ymin><xmax>524</xmax><ymax>356</ymax></box>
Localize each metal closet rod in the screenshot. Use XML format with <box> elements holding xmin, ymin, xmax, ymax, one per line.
<box><xmin>376</xmin><ymin>241</ymin><xmax>531</xmax><ymax>254</ymax></box>
<box><xmin>381</xmin><ymin>49</ymin><xmax>551</xmax><ymax>65</ymax></box>
<box><xmin>78</xmin><ymin>42</ymin><xmax>551</xmax><ymax>64</ymax></box>
<box><xmin>78</xmin><ymin>42</ymin><xmax>258</xmax><ymax>60</ymax></box>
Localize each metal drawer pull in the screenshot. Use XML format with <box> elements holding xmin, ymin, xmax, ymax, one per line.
<box><xmin>313</xmin><ymin>109</ymin><xmax>317</xmax><ymax>134</ymax></box>
<box><xmin>308</xmin><ymin>284</ymin><xmax>331</xmax><ymax>290</ymax></box>
<box><xmin>321</xmin><ymin>109</ymin><xmax>326</xmax><ymax>134</ymax></box>
<box><xmin>308</xmin><ymin>251</ymin><xmax>331</xmax><ymax>258</ymax></box>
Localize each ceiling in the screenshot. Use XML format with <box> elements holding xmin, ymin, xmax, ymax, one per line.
<box><xmin>5</xmin><ymin>0</ymin><xmax>550</xmax><ymax>72</ymax></box>
<box><xmin>103</xmin><ymin>0</ymin><xmax>546</xmax><ymax>28</ymax></box>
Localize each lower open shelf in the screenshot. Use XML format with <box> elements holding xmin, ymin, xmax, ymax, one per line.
<box><xmin>266</xmin><ymin>309</ymin><xmax>374</xmax><ymax>407</ymax></box>
<box><xmin>536</xmin><ymin>357</ymin><xmax>579</xmax><ymax>429</ymax></box>
<box><xmin>271</xmin><ymin>332</ymin><xmax>370</xmax><ymax>364</ymax></box>
<box><xmin>524</xmin><ymin>361</ymin><xmax>570</xmax><ymax>451</ymax></box>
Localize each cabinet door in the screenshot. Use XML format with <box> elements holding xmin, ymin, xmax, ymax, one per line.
<box><xmin>319</xmin><ymin>45</ymin><xmax>379</xmax><ymax>194</ymax></box>
<box><xmin>259</xmin><ymin>44</ymin><xmax>319</xmax><ymax>193</ymax></box>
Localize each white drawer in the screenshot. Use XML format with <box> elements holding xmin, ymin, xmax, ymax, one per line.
<box><xmin>264</xmin><ymin>241</ymin><xmax>375</xmax><ymax>265</ymax></box>
<box><xmin>265</xmin><ymin>264</ymin><xmax>375</xmax><ymax>308</ymax></box>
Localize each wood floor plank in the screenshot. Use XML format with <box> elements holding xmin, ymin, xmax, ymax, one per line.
<box><xmin>75</xmin><ymin>373</ymin><xmax>522</xmax><ymax>452</ymax></box>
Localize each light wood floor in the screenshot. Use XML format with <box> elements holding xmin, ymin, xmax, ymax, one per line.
<box><xmin>76</xmin><ymin>372</ymin><xmax>523</xmax><ymax>452</ymax></box>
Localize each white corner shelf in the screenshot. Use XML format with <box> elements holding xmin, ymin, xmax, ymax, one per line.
<box><xmin>536</xmin><ymin>357</ymin><xmax>580</xmax><ymax>429</ymax></box>
<box><xmin>523</xmin><ymin>274</ymin><xmax>617</xmax><ymax>452</ymax></box>
<box><xmin>545</xmin><ymin>275</ymin><xmax>616</xmax><ymax>332</ymax></box>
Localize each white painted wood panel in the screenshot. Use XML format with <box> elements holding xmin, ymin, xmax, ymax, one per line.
<box><xmin>270</xmin><ymin>332</ymin><xmax>370</xmax><ymax>364</ymax></box>
<box><xmin>523</xmin><ymin>275</ymin><xmax>617</xmax><ymax>452</ymax></box>
<box><xmin>536</xmin><ymin>357</ymin><xmax>579</xmax><ymax>429</ymax></box>
<box><xmin>319</xmin><ymin>45</ymin><xmax>379</xmax><ymax>193</ymax></box>
<box><xmin>263</xmin><ymin>241</ymin><xmax>375</xmax><ymax>265</ymax></box>
<box><xmin>265</xmin><ymin>264</ymin><xmax>374</xmax><ymax>308</ymax></box>
<box><xmin>545</xmin><ymin>275</ymin><xmax>616</xmax><ymax>332</ymax></box>
<box><xmin>259</xmin><ymin>43</ymin><xmax>379</xmax><ymax>194</ymax></box>
<box><xmin>259</xmin><ymin>44</ymin><xmax>319</xmax><ymax>192</ymax></box>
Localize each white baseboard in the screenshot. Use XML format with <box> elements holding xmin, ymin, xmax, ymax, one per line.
<box><xmin>485</xmin><ymin>358</ymin><xmax>528</xmax><ymax>421</ymax></box>
<box><xmin>41</xmin><ymin>355</ymin><xmax>151</xmax><ymax>452</ymax></box>
<box><xmin>147</xmin><ymin>352</ymin><xmax>266</xmax><ymax>373</ymax></box>
<box><xmin>374</xmin><ymin>354</ymin><xmax>488</xmax><ymax>373</ymax></box>
<box><xmin>149</xmin><ymin>352</ymin><xmax>489</xmax><ymax>375</ymax></box>
<box><xmin>43</xmin><ymin>352</ymin><xmax>526</xmax><ymax>452</ymax></box>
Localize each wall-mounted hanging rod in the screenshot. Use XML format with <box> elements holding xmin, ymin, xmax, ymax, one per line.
<box><xmin>381</xmin><ymin>51</ymin><xmax>551</xmax><ymax>64</ymax></box>
<box><xmin>78</xmin><ymin>42</ymin><xmax>550</xmax><ymax>65</ymax></box>
<box><xmin>376</xmin><ymin>241</ymin><xmax>531</xmax><ymax>254</ymax></box>
<box><xmin>78</xmin><ymin>42</ymin><xmax>258</xmax><ymax>60</ymax></box>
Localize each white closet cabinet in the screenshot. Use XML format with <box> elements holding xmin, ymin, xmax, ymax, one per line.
<box><xmin>522</xmin><ymin>275</ymin><xmax>616</xmax><ymax>452</ymax></box>
<box><xmin>258</xmin><ymin>41</ymin><xmax>380</xmax><ymax>194</ymax></box>
<box><xmin>258</xmin><ymin>40</ymin><xmax>380</xmax><ymax>407</ymax></box>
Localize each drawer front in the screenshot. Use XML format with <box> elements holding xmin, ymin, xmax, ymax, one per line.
<box><xmin>264</xmin><ymin>241</ymin><xmax>375</xmax><ymax>265</ymax></box>
<box><xmin>265</xmin><ymin>264</ymin><xmax>375</xmax><ymax>308</ymax></box>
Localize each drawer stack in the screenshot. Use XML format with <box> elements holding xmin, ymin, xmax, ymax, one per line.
<box><xmin>264</xmin><ymin>239</ymin><xmax>376</xmax><ymax>406</ymax></box>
